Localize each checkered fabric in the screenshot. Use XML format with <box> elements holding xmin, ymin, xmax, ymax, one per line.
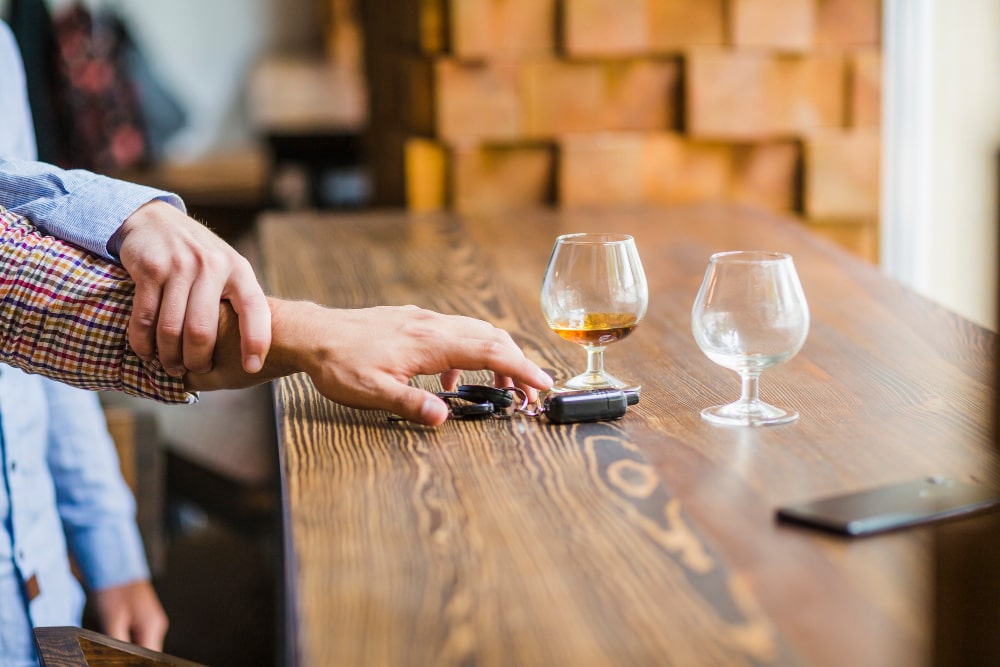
<box><xmin>0</xmin><ymin>205</ymin><xmax>194</xmax><ymax>403</ymax></box>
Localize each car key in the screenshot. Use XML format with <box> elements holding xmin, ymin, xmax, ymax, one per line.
<box><xmin>448</xmin><ymin>401</ymin><xmax>495</xmax><ymax>418</ymax></box>
<box><xmin>541</xmin><ymin>388</ymin><xmax>640</xmax><ymax>423</ymax></box>
<box><xmin>454</xmin><ymin>385</ymin><xmax>514</xmax><ymax>409</ymax></box>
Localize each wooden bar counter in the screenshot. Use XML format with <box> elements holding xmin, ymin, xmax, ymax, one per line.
<box><xmin>257</xmin><ymin>204</ymin><xmax>998</xmax><ymax>667</ymax></box>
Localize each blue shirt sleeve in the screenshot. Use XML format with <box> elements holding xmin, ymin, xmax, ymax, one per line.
<box><xmin>0</xmin><ymin>157</ymin><xmax>185</xmax><ymax>261</ymax></box>
<box><xmin>42</xmin><ymin>381</ymin><xmax>151</xmax><ymax>591</ymax></box>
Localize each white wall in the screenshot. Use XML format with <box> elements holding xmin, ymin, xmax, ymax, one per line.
<box><xmin>926</xmin><ymin>0</ymin><xmax>1000</xmax><ymax>329</ymax></box>
<box><xmin>883</xmin><ymin>0</ymin><xmax>1000</xmax><ymax>330</ymax></box>
<box><xmin>2</xmin><ymin>0</ymin><xmax>323</xmax><ymax>159</ymax></box>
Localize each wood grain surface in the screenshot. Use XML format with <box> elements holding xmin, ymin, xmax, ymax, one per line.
<box><xmin>258</xmin><ymin>204</ymin><xmax>998</xmax><ymax>667</ymax></box>
<box><xmin>33</xmin><ymin>626</ymin><xmax>206</xmax><ymax>666</ymax></box>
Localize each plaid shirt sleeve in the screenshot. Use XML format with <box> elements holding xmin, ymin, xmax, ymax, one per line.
<box><xmin>0</xmin><ymin>205</ymin><xmax>195</xmax><ymax>404</ymax></box>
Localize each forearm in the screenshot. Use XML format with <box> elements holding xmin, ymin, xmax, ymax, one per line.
<box><xmin>0</xmin><ymin>157</ymin><xmax>183</xmax><ymax>259</ymax></box>
<box><xmin>185</xmin><ymin>298</ymin><xmax>554</xmax><ymax>426</ymax></box>
<box><xmin>183</xmin><ymin>298</ymin><xmax>310</xmax><ymax>392</ymax></box>
<box><xmin>0</xmin><ymin>207</ymin><xmax>192</xmax><ymax>402</ymax></box>
<box><xmin>0</xmin><ymin>202</ymin><xmax>549</xmax><ymax>423</ymax></box>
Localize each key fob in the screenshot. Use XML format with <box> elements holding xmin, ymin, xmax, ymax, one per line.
<box><xmin>449</xmin><ymin>402</ymin><xmax>495</xmax><ymax>418</ymax></box>
<box><xmin>542</xmin><ymin>388</ymin><xmax>637</xmax><ymax>423</ymax></box>
<box><xmin>455</xmin><ymin>385</ymin><xmax>514</xmax><ymax>408</ymax></box>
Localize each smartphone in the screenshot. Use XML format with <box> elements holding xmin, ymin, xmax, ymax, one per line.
<box><xmin>775</xmin><ymin>476</ymin><xmax>1000</xmax><ymax>537</ymax></box>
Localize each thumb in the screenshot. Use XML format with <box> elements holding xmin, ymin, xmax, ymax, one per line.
<box><xmin>384</xmin><ymin>384</ymin><xmax>450</xmax><ymax>425</ymax></box>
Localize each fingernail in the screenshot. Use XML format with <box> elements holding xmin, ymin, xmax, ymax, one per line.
<box><xmin>167</xmin><ymin>367</ymin><xmax>185</xmax><ymax>378</ymax></box>
<box><xmin>245</xmin><ymin>355</ymin><xmax>263</xmax><ymax>373</ymax></box>
<box><xmin>536</xmin><ymin>369</ymin><xmax>554</xmax><ymax>388</ymax></box>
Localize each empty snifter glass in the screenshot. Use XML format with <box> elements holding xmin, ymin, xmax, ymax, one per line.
<box><xmin>691</xmin><ymin>251</ymin><xmax>809</xmax><ymax>426</ymax></box>
<box><xmin>541</xmin><ymin>233</ymin><xmax>648</xmax><ymax>391</ymax></box>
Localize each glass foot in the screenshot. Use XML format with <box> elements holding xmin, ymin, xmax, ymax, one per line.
<box><xmin>553</xmin><ymin>370</ymin><xmax>636</xmax><ymax>392</ymax></box>
<box><xmin>700</xmin><ymin>400</ymin><xmax>798</xmax><ymax>427</ymax></box>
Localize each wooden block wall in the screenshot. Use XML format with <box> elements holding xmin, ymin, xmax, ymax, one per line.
<box><xmin>361</xmin><ymin>0</ymin><xmax>882</xmax><ymax>262</ymax></box>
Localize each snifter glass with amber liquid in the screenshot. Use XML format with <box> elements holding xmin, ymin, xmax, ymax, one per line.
<box><xmin>541</xmin><ymin>233</ymin><xmax>648</xmax><ymax>391</ymax></box>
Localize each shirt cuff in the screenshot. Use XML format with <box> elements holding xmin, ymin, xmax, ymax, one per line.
<box><xmin>47</xmin><ymin>176</ymin><xmax>185</xmax><ymax>261</ymax></box>
<box><xmin>69</xmin><ymin>521</ymin><xmax>151</xmax><ymax>591</ymax></box>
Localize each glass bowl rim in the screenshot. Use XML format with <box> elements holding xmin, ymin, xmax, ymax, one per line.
<box><xmin>708</xmin><ymin>250</ymin><xmax>793</xmax><ymax>264</ymax></box>
<box><xmin>554</xmin><ymin>232</ymin><xmax>635</xmax><ymax>245</ymax></box>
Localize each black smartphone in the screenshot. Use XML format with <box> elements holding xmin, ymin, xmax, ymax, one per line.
<box><xmin>775</xmin><ymin>477</ymin><xmax>1000</xmax><ymax>537</ymax></box>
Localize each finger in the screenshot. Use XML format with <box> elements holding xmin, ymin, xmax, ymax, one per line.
<box><xmin>225</xmin><ymin>267</ymin><xmax>271</xmax><ymax>373</ymax></box>
<box><xmin>442</xmin><ymin>334</ymin><xmax>553</xmax><ymax>392</ymax></box>
<box><xmin>102</xmin><ymin>613</ymin><xmax>130</xmax><ymax>643</ymax></box>
<box><xmin>520</xmin><ymin>384</ymin><xmax>541</xmax><ymax>403</ymax></box>
<box><xmin>128</xmin><ymin>279</ymin><xmax>162</xmax><ymax>362</ymax></box>
<box><xmin>182</xmin><ymin>272</ymin><xmax>224</xmax><ymax>373</ymax></box>
<box><xmin>439</xmin><ymin>369</ymin><xmax>462</xmax><ymax>391</ymax></box>
<box><xmin>156</xmin><ymin>278</ymin><xmax>193</xmax><ymax>376</ymax></box>
<box><xmin>383</xmin><ymin>384</ymin><xmax>450</xmax><ymax>425</ymax></box>
<box><xmin>132</xmin><ymin>618</ymin><xmax>166</xmax><ymax>652</ymax></box>
<box><xmin>494</xmin><ymin>373</ymin><xmax>540</xmax><ymax>404</ymax></box>
<box><xmin>405</xmin><ymin>313</ymin><xmax>552</xmax><ymax>389</ymax></box>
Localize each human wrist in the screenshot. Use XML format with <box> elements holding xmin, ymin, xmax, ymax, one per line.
<box><xmin>108</xmin><ymin>199</ymin><xmax>170</xmax><ymax>258</ymax></box>
<box><xmin>181</xmin><ymin>297</ymin><xmax>322</xmax><ymax>392</ymax></box>
<box><xmin>266</xmin><ymin>298</ymin><xmax>324</xmax><ymax>379</ymax></box>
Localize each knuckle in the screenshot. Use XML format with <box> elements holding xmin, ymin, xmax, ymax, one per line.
<box><xmin>130</xmin><ymin>311</ymin><xmax>157</xmax><ymax>330</ymax></box>
<box><xmin>240</xmin><ymin>291</ymin><xmax>270</xmax><ymax>312</ymax></box>
<box><xmin>165</xmin><ymin>252</ymin><xmax>194</xmax><ymax>275</ymax></box>
<box><xmin>134</xmin><ymin>258</ymin><xmax>171</xmax><ymax>282</ymax></box>
<box><xmin>201</xmin><ymin>248</ymin><xmax>230</xmax><ymax>275</ymax></box>
<box><xmin>242</xmin><ymin>333</ymin><xmax>271</xmax><ymax>351</ymax></box>
<box><xmin>232</xmin><ymin>253</ymin><xmax>256</xmax><ymax>275</ymax></box>
<box><xmin>158</xmin><ymin>322</ymin><xmax>184</xmax><ymax>343</ymax></box>
<box><xmin>480</xmin><ymin>338</ymin><xmax>504</xmax><ymax>361</ymax></box>
<box><xmin>184</xmin><ymin>321</ymin><xmax>216</xmax><ymax>347</ymax></box>
<box><xmin>494</xmin><ymin>327</ymin><xmax>516</xmax><ymax>346</ymax></box>
<box><xmin>408</xmin><ymin>306</ymin><xmax>437</xmax><ymax>322</ymax></box>
<box><xmin>409</xmin><ymin>321</ymin><xmax>442</xmax><ymax>344</ymax></box>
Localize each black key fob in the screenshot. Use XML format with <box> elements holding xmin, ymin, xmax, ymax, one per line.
<box><xmin>449</xmin><ymin>402</ymin><xmax>495</xmax><ymax>418</ymax></box>
<box><xmin>542</xmin><ymin>388</ymin><xmax>638</xmax><ymax>423</ymax></box>
<box><xmin>455</xmin><ymin>385</ymin><xmax>514</xmax><ymax>409</ymax></box>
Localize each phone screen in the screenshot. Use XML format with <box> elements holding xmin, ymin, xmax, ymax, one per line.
<box><xmin>776</xmin><ymin>477</ymin><xmax>1000</xmax><ymax>536</ymax></box>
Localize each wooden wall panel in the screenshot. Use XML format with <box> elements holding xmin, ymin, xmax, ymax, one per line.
<box><xmin>360</xmin><ymin>0</ymin><xmax>883</xmax><ymax>262</ymax></box>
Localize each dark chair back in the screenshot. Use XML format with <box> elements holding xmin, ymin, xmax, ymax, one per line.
<box><xmin>33</xmin><ymin>627</ymin><xmax>206</xmax><ymax>667</ymax></box>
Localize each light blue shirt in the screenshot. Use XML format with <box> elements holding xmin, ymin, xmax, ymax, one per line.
<box><xmin>0</xmin><ymin>19</ymin><xmax>182</xmax><ymax>666</ymax></box>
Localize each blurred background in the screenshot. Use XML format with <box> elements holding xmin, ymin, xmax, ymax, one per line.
<box><xmin>3</xmin><ymin>0</ymin><xmax>995</xmax><ymax>325</ymax></box>
<box><xmin>2</xmin><ymin>0</ymin><xmax>998</xmax><ymax>665</ymax></box>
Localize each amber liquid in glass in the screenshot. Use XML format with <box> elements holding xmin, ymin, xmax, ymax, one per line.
<box><xmin>549</xmin><ymin>313</ymin><xmax>639</xmax><ymax>346</ymax></box>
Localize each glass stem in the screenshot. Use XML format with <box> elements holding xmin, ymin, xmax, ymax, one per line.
<box><xmin>739</xmin><ymin>372</ymin><xmax>761</xmax><ymax>406</ymax></box>
<box><xmin>585</xmin><ymin>346</ymin><xmax>606</xmax><ymax>377</ymax></box>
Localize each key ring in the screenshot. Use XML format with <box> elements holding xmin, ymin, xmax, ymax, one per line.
<box><xmin>509</xmin><ymin>387</ymin><xmax>543</xmax><ymax>417</ymax></box>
